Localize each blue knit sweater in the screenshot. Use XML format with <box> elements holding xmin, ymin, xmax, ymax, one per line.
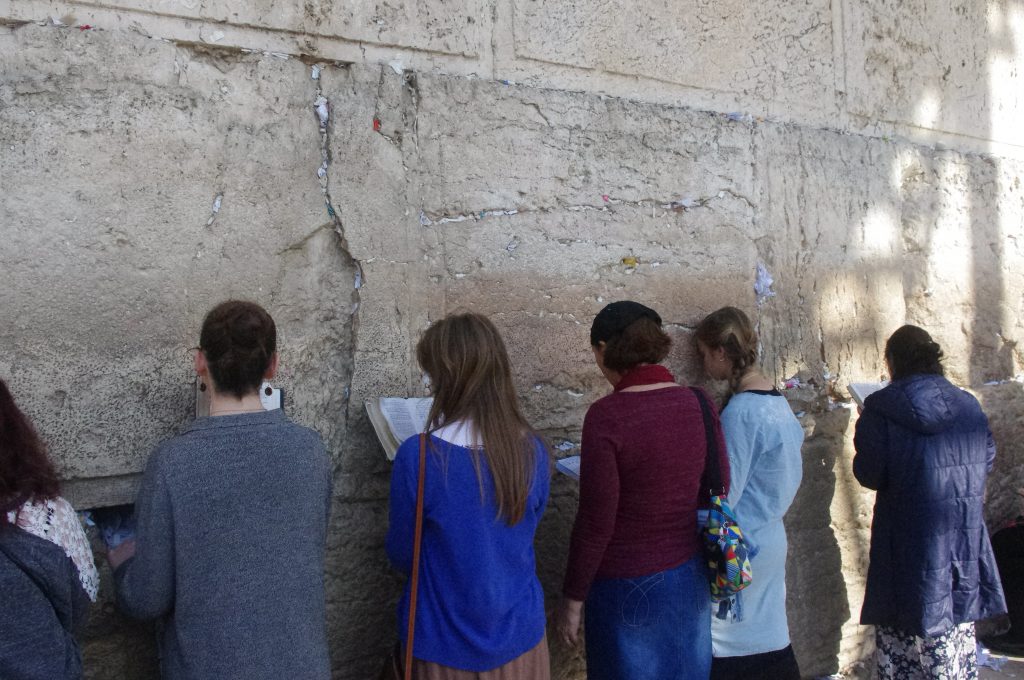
<box><xmin>386</xmin><ymin>431</ymin><xmax>549</xmax><ymax>671</ymax></box>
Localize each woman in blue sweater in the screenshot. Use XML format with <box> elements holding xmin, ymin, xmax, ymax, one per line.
<box><xmin>854</xmin><ymin>325</ymin><xmax>1006</xmax><ymax>679</ymax></box>
<box><xmin>386</xmin><ymin>312</ymin><xmax>550</xmax><ymax>679</ymax></box>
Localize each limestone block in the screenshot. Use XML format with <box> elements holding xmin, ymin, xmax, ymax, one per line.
<box><xmin>323</xmin><ymin>499</ymin><xmax>404</xmax><ymax>670</ymax></box>
<box><xmin>786</xmin><ymin>409</ymin><xmax>867</xmax><ymax>676</ymax></box>
<box><xmin>757</xmin><ymin>125</ymin><xmax>906</xmax><ymax>385</ymax></box>
<box><xmin>411</xmin><ymin>74</ymin><xmax>756</xmax><ymax>214</ymax></box>
<box><xmin>979</xmin><ymin>383</ymin><xmax>1024</xmax><ymax>527</ymax></box>
<box><xmin>512</xmin><ymin>0</ymin><xmax>837</xmax><ymax>118</ymax></box>
<box><xmin>0</xmin><ymin>25</ymin><xmax>355</xmax><ymax>498</ymax></box>
<box><xmin>61</xmin><ymin>0</ymin><xmax>484</xmax><ymax>57</ymax></box>
<box><xmin>322</xmin><ymin>66</ymin><xmax>426</xmax><ymax>264</ymax></box>
<box><xmin>888</xmin><ymin>150</ymin><xmax>1023</xmax><ymax>385</ymax></box>
<box><xmin>844</xmin><ymin>0</ymin><xmax>1024</xmax><ymax>147</ymax></box>
<box><xmin>751</xmin><ymin>123</ymin><xmax>1024</xmax><ymax>391</ymax></box>
<box><xmin>276</xmin><ymin>226</ymin><xmax>358</xmax><ymax>452</ymax></box>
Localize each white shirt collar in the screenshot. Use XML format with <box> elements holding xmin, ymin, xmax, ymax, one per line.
<box><xmin>432</xmin><ymin>418</ymin><xmax>481</xmax><ymax>448</ymax></box>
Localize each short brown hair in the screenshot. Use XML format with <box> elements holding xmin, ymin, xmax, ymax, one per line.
<box><xmin>199</xmin><ymin>301</ymin><xmax>276</xmax><ymax>399</ymax></box>
<box><xmin>600</xmin><ymin>317</ymin><xmax>672</xmax><ymax>373</ymax></box>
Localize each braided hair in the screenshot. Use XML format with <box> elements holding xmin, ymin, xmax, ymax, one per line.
<box><xmin>694</xmin><ymin>306</ymin><xmax>760</xmax><ymax>395</ymax></box>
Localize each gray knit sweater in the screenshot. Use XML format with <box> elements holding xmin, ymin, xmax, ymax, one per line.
<box><xmin>114</xmin><ymin>410</ymin><xmax>332</xmax><ymax>680</ymax></box>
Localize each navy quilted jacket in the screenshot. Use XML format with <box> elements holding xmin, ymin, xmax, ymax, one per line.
<box><xmin>854</xmin><ymin>373</ymin><xmax>1006</xmax><ymax>636</ymax></box>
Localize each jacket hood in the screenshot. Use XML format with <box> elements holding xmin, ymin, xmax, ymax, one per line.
<box><xmin>867</xmin><ymin>374</ymin><xmax>971</xmax><ymax>435</ymax></box>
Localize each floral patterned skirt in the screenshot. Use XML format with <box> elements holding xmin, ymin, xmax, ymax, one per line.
<box><xmin>876</xmin><ymin>622</ymin><xmax>976</xmax><ymax>680</ymax></box>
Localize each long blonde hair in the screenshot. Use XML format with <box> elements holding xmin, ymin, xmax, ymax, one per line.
<box><xmin>416</xmin><ymin>313</ymin><xmax>541</xmax><ymax>525</ymax></box>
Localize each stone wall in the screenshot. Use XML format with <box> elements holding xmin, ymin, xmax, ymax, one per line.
<box><xmin>1</xmin><ymin>1</ymin><xmax>1022</xmax><ymax>678</ymax></box>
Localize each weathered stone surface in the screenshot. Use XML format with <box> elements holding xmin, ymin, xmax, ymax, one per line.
<box><xmin>980</xmin><ymin>382</ymin><xmax>1024</xmax><ymax>528</ymax></box>
<box><xmin>24</xmin><ymin>0</ymin><xmax>486</xmax><ymax>57</ymax></box>
<box><xmin>512</xmin><ymin>0</ymin><xmax>837</xmax><ymax>120</ymax></box>
<box><xmin>0</xmin><ymin>26</ymin><xmax>347</xmax><ymax>498</ymax></box>
<box><xmin>1</xmin><ymin>6</ymin><xmax>1023</xmax><ymax>679</ymax></box>
<box><xmin>844</xmin><ymin>0</ymin><xmax>1024</xmax><ymax>146</ymax></box>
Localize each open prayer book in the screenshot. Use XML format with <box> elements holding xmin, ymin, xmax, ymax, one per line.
<box><xmin>365</xmin><ymin>397</ymin><xmax>433</xmax><ymax>460</ymax></box>
<box><xmin>848</xmin><ymin>382</ymin><xmax>888</xmax><ymax>409</ymax></box>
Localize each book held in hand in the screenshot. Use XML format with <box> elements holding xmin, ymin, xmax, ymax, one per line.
<box><xmin>365</xmin><ymin>397</ymin><xmax>433</xmax><ymax>460</ymax></box>
<box><xmin>848</xmin><ymin>382</ymin><xmax>888</xmax><ymax>409</ymax></box>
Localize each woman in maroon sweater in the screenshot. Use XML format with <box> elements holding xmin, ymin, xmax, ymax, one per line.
<box><xmin>555</xmin><ymin>301</ymin><xmax>729</xmax><ymax>680</ymax></box>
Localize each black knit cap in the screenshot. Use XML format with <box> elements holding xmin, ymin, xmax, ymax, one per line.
<box><xmin>590</xmin><ymin>301</ymin><xmax>663</xmax><ymax>346</ymax></box>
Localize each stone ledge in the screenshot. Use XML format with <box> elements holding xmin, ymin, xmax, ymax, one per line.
<box><xmin>62</xmin><ymin>474</ymin><xmax>141</xmax><ymax>509</ymax></box>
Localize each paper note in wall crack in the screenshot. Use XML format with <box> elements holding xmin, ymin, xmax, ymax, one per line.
<box><xmin>754</xmin><ymin>262</ymin><xmax>776</xmax><ymax>306</ymax></box>
<box><xmin>555</xmin><ymin>455</ymin><xmax>581</xmax><ymax>481</ymax></box>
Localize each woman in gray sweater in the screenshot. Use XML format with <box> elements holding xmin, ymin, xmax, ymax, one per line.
<box><xmin>109</xmin><ymin>300</ymin><xmax>333</xmax><ymax>680</ymax></box>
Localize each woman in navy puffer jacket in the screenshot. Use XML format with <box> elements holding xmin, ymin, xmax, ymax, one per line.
<box><xmin>854</xmin><ymin>325</ymin><xmax>1006</xmax><ymax>679</ymax></box>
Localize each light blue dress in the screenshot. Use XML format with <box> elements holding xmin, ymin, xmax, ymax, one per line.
<box><xmin>712</xmin><ymin>390</ymin><xmax>804</xmax><ymax>657</ymax></box>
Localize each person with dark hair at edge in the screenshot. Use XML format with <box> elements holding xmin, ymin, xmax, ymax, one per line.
<box><xmin>0</xmin><ymin>378</ymin><xmax>99</xmax><ymax>680</ymax></box>
<box><xmin>108</xmin><ymin>300</ymin><xmax>333</xmax><ymax>680</ymax></box>
<box><xmin>555</xmin><ymin>300</ymin><xmax>729</xmax><ymax>680</ymax></box>
<box><xmin>695</xmin><ymin>306</ymin><xmax>803</xmax><ymax>680</ymax></box>
<box><xmin>854</xmin><ymin>324</ymin><xmax>1006</xmax><ymax>679</ymax></box>
<box><xmin>385</xmin><ymin>312</ymin><xmax>551</xmax><ymax>679</ymax></box>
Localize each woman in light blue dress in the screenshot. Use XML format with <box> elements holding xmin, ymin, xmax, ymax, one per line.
<box><xmin>695</xmin><ymin>307</ymin><xmax>804</xmax><ymax>680</ymax></box>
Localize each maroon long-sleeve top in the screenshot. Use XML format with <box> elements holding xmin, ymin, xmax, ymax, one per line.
<box><xmin>562</xmin><ymin>384</ymin><xmax>730</xmax><ymax>601</ymax></box>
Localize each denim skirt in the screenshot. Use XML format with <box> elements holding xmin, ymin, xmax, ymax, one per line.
<box><xmin>584</xmin><ymin>555</ymin><xmax>711</xmax><ymax>680</ymax></box>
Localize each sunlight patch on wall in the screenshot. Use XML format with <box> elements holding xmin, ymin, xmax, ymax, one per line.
<box><xmin>987</xmin><ymin>1</ymin><xmax>1024</xmax><ymax>147</ymax></box>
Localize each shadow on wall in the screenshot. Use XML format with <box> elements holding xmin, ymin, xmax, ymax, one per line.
<box><xmin>979</xmin><ymin>382</ymin><xmax>1024</xmax><ymax>530</ymax></box>
<box><xmin>785</xmin><ymin>407</ymin><xmax>853</xmax><ymax>677</ymax></box>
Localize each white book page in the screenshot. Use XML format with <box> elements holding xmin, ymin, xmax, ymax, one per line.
<box><xmin>380</xmin><ymin>397</ymin><xmax>432</xmax><ymax>442</ymax></box>
<box><xmin>849</xmin><ymin>382</ymin><xmax>888</xmax><ymax>408</ymax></box>
<box><xmin>410</xmin><ymin>398</ymin><xmax>432</xmax><ymax>433</ymax></box>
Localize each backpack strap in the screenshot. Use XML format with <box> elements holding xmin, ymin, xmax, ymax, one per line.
<box><xmin>691</xmin><ymin>388</ymin><xmax>725</xmax><ymax>496</ymax></box>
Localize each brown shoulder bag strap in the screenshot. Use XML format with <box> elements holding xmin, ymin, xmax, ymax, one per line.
<box><xmin>403</xmin><ymin>433</ymin><xmax>428</xmax><ymax>680</ymax></box>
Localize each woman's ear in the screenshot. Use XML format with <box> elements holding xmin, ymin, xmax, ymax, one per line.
<box><xmin>264</xmin><ymin>353</ymin><xmax>279</xmax><ymax>380</ymax></box>
<box><xmin>194</xmin><ymin>350</ymin><xmax>209</xmax><ymax>377</ymax></box>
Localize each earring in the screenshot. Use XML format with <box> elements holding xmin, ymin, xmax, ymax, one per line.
<box><xmin>199</xmin><ymin>382</ymin><xmax>207</xmax><ymax>392</ymax></box>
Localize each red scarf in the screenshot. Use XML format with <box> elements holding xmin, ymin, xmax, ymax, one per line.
<box><xmin>613</xmin><ymin>364</ymin><xmax>676</xmax><ymax>391</ymax></box>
